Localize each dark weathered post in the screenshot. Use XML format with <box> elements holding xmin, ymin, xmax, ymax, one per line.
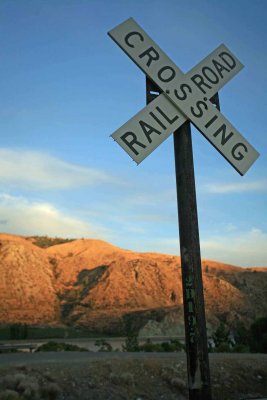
<box><xmin>173</xmin><ymin>119</ymin><xmax>212</xmax><ymax>400</ymax></box>
<box><xmin>146</xmin><ymin>77</ymin><xmax>220</xmax><ymax>400</ymax></box>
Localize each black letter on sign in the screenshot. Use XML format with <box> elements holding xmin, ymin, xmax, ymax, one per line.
<box><xmin>190</xmin><ymin>100</ymin><xmax>208</xmax><ymax>118</ymax></box>
<box><xmin>202</xmin><ymin>66</ymin><xmax>219</xmax><ymax>84</ymax></box>
<box><xmin>231</xmin><ymin>143</ymin><xmax>248</xmax><ymax>160</ymax></box>
<box><xmin>205</xmin><ymin>115</ymin><xmax>218</xmax><ymax>129</ymax></box>
<box><xmin>158</xmin><ymin>66</ymin><xmax>176</xmax><ymax>82</ymax></box>
<box><xmin>156</xmin><ymin>106</ymin><xmax>179</xmax><ymax>124</ymax></box>
<box><xmin>120</xmin><ymin>132</ymin><xmax>146</xmax><ymax>156</ymax></box>
<box><xmin>139</xmin><ymin>120</ymin><xmax>161</xmax><ymax>143</ymax></box>
<box><xmin>124</xmin><ymin>31</ymin><xmax>144</xmax><ymax>48</ymax></box>
<box><xmin>213</xmin><ymin>124</ymin><xmax>234</xmax><ymax>145</ymax></box>
<box><xmin>174</xmin><ymin>83</ymin><xmax>192</xmax><ymax>100</ymax></box>
<box><xmin>218</xmin><ymin>52</ymin><xmax>237</xmax><ymax>70</ymax></box>
<box><xmin>149</xmin><ymin>112</ymin><xmax>166</xmax><ymax>129</ymax></box>
<box><xmin>139</xmin><ymin>47</ymin><xmax>160</xmax><ymax>67</ymax></box>
<box><xmin>191</xmin><ymin>74</ymin><xmax>211</xmax><ymax>94</ymax></box>
<box><xmin>212</xmin><ymin>59</ymin><xmax>230</xmax><ymax>79</ymax></box>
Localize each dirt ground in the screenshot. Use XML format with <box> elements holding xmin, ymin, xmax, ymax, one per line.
<box><xmin>0</xmin><ymin>353</ymin><xmax>266</xmax><ymax>400</ymax></box>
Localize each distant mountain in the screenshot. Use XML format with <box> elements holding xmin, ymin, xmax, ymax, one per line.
<box><xmin>0</xmin><ymin>233</ymin><xmax>266</xmax><ymax>336</ymax></box>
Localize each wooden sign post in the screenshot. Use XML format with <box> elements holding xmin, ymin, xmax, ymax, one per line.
<box><xmin>146</xmin><ymin>78</ymin><xmax>220</xmax><ymax>399</ymax></box>
<box><xmin>174</xmin><ymin>117</ymin><xmax>212</xmax><ymax>399</ymax></box>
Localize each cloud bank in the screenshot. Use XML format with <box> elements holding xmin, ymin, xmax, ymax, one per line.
<box><xmin>205</xmin><ymin>180</ymin><xmax>267</xmax><ymax>194</ymax></box>
<box><xmin>0</xmin><ymin>193</ymin><xmax>110</xmax><ymax>239</ymax></box>
<box><xmin>0</xmin><ymin>192</ymin><xmax>266</xmax><ymax>266</ymax></box>
<box><xmin>131</xmin><ymin>228</ymin><xmax>267</xmax><ymax>267</ymax></box>
<box><xmin>200</xmin><ymin>228</ymin><xmax>267</xmax><ymax>266</ymax></box>
<box><xmin>0</xmin><ymin>148</ymin><xmax>114</xmax><ymax>190</ymax></box>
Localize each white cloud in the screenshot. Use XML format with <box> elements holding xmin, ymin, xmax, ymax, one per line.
<box><xmin>0</xmin><ymin>191</ymin><xmax>266</xmax><ymax>267</ymax></box>
<box><xmin>0</xmin><ymin>148</ymin><xmax>115</xmax><ymax>190</ymax></box>
<box><xmin>131</xmin><ymin>229</ymin><xmax>267</xmax><ymax>267</ymax></box>
<box><xmin>205</xmin><ymin>180</ymin><xmax>267</xmax><ymax>194</ymax></box>
<box><xmin>0</xmin><ymin>193</ymin><xmax>110</xmax><ymax>239</ymax></box>
<box><xmin>115</xmin><ymin>236</ymin><xmax>180</xmax><ymax>256</ymax></box>
<box><xmin>200</xmin><ymin>228</ymin><xmax>267</xmax><ymax>267</ymax></box>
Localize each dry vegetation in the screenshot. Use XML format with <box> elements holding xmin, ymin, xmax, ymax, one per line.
<box><xmin>0</xmin><ymin>368</ymin><xmax>61</xmax><ymax>400</ymax></box>
<box><xmin>26</xmin><ymin>236</ymin><xmax>75</xmax><ymax>249</ymax></box>
<box><xmin>0</xmin><ymin>355</ymin><xmax>266</xmax><ymax>400</ymax></box>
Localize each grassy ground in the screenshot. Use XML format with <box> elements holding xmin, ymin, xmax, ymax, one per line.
<box><xmin>0</xmin><ymin>354</ymin><xmax>266</xmax><ymax>400</ymax></box>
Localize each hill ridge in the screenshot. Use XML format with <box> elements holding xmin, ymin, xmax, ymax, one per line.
<box><xmin>0</xmin><ymin>233</ymin><xmax>266</xmax><ymax>335</ymax></box>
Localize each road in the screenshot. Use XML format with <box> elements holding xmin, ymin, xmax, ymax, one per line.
<box><xmin>0</xmin><ymin>351</ymin><xmax>266</xmax><ymax>366</ymax></box>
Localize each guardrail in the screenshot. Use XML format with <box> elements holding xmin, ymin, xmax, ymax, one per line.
<box><xmin>0</xmin><ymin>343</ymin><xmax>38</xmax><ymax>353</ymax></box>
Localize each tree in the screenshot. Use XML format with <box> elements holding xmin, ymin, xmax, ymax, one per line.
<box><xmin>234</xmin><ymin>322</ymin><xmax>249</xmax><ymax>346</ymax></box>
<box><xmin>249</xmin><ymin>317</ymin><xmax>267</xmax><ymax>353</ymax></box>
<box><xmin>10</xmin><ymin>324</ymin><xmax>28</xmax><ymax>340</ymax></box>
<box><xmin>122</xmin><ymin>331</ymin><xmax>139</xmax><ymax>352</ymax></box>
<box><xmin>95</xmin><ymin>339</ymin><xmax>113</xmax><ymax>352</ymax></box>
<box><xmin>212</xmin><ymin>323</ymin><xmax>231</xmax><ymax>351</ymax></box>
<box><xmin>122</xmin><ymin>318</ymin><xmax>140</xmax><ymax>352</ymax></box>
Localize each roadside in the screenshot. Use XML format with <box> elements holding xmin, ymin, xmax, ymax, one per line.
<box><xmin>0</xmin><ymin>336</ymin><xmax>185</xmax><ymax>353</ymax></box>
<box><xmin>0</xmin><ymin>353</ymin><xmax>266</xmax><ymax>400</ymax></box>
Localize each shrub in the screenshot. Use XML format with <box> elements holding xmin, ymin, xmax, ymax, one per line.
<box><xmin>120</xmin><ymin>372</ymin><xmax>134</xmax><ymax>386</ymax></box>
<box><xmin>233</xmin><ymin>322</ymin><xmax>250</xmax><ymax>347</ymax></box>
<box><xmin>40</xmin><ymin>383</ymin><xmax>61</xmax><ymax>400</ymax></box>
<box><xmin>29</xmin><ymin>236</ymin><xmax>75</xmax><ymax>248</ymax></box>
<box><xmin>231</xmin><ymin>344</ymin><xmax>250</xmax><ymax>353</ymax></box>
<box><xmin>215</xmin><ymin>342</ymin><xmax>231</xmax><ymax>353</ymax></box>
<box><xmin>0</xmin><ymin>372</ymin><xmax>61</xmax><ymax>400</ymax></box>
<box><xmin>49</xmin><ymin>258</ymin><xmax>57</xmax><ymax>267</ymax></box>
<box><xmin>2</xmin><ymin>374</ymin><xmax>27</xmax><ymax>390</ymax></box>
<box><xmin>162</xmin><ymin>339</ymin><xmax>184</xmax><ymax>352</ymax></box>
<box><xmin>94</xmin><ymin>339</ymin><xmax>113</xmax><ymax>352</ymax></box>
<box><xmin>0</xmin><ymin>374</ymin><xmax>39</xmax><ymax>400</ymax></box>
<box><xmin>9</xmin><ymin>324</ymin><xmax>28</xmax><ymax>340</ymax></box>
<box><xmin>17</xmin><ymin>378</ymin><xmax>39</xmax><ymax>400</ymax></box>
<box><xmin>212</xmin><ymin>322</ymin><xmax>230</xmax><ymax>347</ymax></box>
<box><xmin>109</xmin><ymin>372</ymin><xmax>134</xmax><ymax>386</ymax></box>
<box><xmin>36</xmin><ymin>341</ymin><xmax>88</xmax><ymax>352</ymax></box>
<box><xmin>138</xmin><ymin>338</ymin><xmax>157</xmax><ymax>352</ymax></box>
<box><xmin>122</xmin><ymin>333</ymin><xmax>139</xmax><ymax>352</ymax></box>
<box><xmin>249</xmin><ymin>317</ymin><xmax>267</xmax><ymax>353</ymax></box>
<box><xmin>125</xmin><ymin>337</ymin><xmax>185</xmax><ymax>353</ymax></box>
<box><xmin>0</xmin><ymin>390</ymin><xmax>21</xmax><ymax>400</ymax></box>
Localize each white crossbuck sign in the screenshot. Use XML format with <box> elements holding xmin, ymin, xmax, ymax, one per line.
<box><xmin>108</xmin><ymin>18</ymin><xmax>259</xmax><ymax>175</ymax></box>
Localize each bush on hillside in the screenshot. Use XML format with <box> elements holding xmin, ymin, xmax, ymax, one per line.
<box><xmin>36</xmin><ymin>341</ymin><xmax>88</xmax><ymax>352</ymax></box>
<box><xmin>138</xmin><ymin>338</ymin><xmax>184</xmax><ymax>352</ymax></box>
<box><xmin>29</xmin><ymin>236</ymin><xmax>75</xmax><ymax>248</ymax></box>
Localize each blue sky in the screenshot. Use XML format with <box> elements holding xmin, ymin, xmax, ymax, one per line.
<box><xmin>0</xmin><ymin>0</ymin><xmax>266</xmax><ymax>266</ymax></box>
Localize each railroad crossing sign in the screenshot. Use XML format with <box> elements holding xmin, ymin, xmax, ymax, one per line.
<box><xmin>108</xmin><ymin>18</ymin><xmax>260</xmax><ymax>400</ymax></box>
<box><xmin>109</xmin><ymin>18</ymin><xmax>259</xmax><ymax>175</ymax></box>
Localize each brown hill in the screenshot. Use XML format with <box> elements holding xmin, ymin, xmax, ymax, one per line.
<box><xmin>0</xmin><ymin>234</ymin><xmax>60</xmax><ymax>325</ymax></box>
<box><xmin>0</xmin><ymin>234</ymin><xmax>266</xmax><ymax>335</ymax></box>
